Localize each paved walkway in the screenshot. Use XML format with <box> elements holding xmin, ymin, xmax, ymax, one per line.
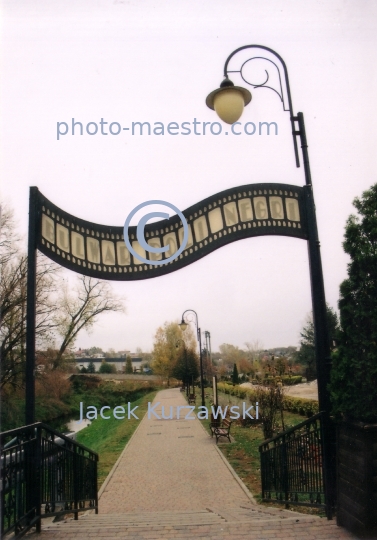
<box><xmin>99</xmin><ymin>388</ymin><xmax>253</xmax><ymax>512</ymax></box>
<box><xmin>38</xmin><ymin>389</ymin><xmax>363</xmax><ymax>539</ymax></box>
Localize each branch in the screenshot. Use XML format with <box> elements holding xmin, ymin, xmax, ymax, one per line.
<box><xmin>54</xmin><ymin>276</ymin><xmax>125</xmax><ymax>366</ymax></box>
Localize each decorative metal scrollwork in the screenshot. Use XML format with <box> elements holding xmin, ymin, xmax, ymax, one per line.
<box><xmin>223</xmin><ymin>44</ymin><xmax>301</xmax><ymax>166</ymax></box>
<box><xmin>228</xmin><ymin>56</ymin><xmax>289</xmax><ymax>111</ymax></box>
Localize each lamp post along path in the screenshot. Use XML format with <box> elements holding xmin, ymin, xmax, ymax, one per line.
<box><xmin>176</xmin><ymin>339</ymin><xmax>189</xmax><ymax>396</ymax></box>
<box><xmin>179</xmin><ymin>309</ymin><xmax>205</xmax><ymax>407</ymax></box>
<box><xmin>203</xmin><ymin>330</ymin><xmax>211</xmax><ymax>383</ymax></box>
<box><xmin>206</xmin><ymin>45</ymin><xmax>335</xmax><ymax>518</ymax></box>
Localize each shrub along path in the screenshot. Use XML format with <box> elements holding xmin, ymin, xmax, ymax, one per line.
<box><xmin>39</xmin><ymin>388</ymin><xmax>361</xmax><ymax>539</ymax></box>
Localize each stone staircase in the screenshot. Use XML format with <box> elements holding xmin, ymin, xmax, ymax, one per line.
<box><xmin>34</xmin><ymin>505</ymin><xmax>360</xmax><ymax>539</ymax></box>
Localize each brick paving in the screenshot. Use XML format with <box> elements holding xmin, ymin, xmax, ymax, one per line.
<box><xmin>99</xmin><ymin>387</ymin><xmax>254</xmax><ymax>512</ymax></box>
<box><xmin>35</xmin><ymin>389</ymin><xmax>363</xmax><ymax>539</ymax></box>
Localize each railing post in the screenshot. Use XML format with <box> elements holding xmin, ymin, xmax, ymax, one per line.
<box><xmin>35</xmin><ymin>425</ymin><xmax>42</xmax><ymax>533</ymax></box>
<box><xmin>95</xmin><ymin>455</ymin><xmax>99</xmax><ymax>514</ymax></box>
<box><xmin>282</xmin><ymin>433</ymin><xmax>289</xmax><ymax>509</ymax></box>
<box><xmin>73</xmin><ymin>446</ymin><xmax>79</xmax><ymax>520</ymax></box>
<box><xmin>24</xmin><ymin>428</ymin><xmax>35</xmax><ymax>532</ymax></box>
<box><xmin>259</xmin><ymin>444</ymin><xmax>265</xmax><ymax>500</ymax></box>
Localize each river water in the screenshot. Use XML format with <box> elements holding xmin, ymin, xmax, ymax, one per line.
<box><xmin>65</xmin><ymin>418</ymin><xmax>91</xmax><ymax>433</ymax></box>
<box><xmin>47</xmin><ymin>415</ymin><xmax>91</xmax><ymax>436</ymax></box>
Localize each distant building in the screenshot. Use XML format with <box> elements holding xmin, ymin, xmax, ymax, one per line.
<box><xmin>76</xmin><ymin>357</ymin><xmax>143</xmax><ymax>372</ymax></box>
<box><xmin>74</xmin><ymin>349</ymin><xmax>104</xmax><ymax>359</ymax></box>
<box><xmin>75</xmin><ymin>348</ymin><xmax>89</xmax><ymax>358</ymax></box>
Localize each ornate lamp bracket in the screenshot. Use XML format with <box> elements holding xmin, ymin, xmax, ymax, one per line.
<box><xmin>223</xmin><ymin>44</ymin><xmax>301</xmax><ymax>167</ymax></box>
<box><xmin>181</xmin><ymin>309</ymin><xmax>200</xmax><ymax>341</ymax></box>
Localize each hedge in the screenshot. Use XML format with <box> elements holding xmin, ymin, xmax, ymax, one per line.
<box><xmin>250</xmin><ymin>375</ymin><xmax>302</xmax><ymax>386</ymax></box>
<box><xmin>217</xmin><ymin>382</ymin><xmax>318</xmax><ymax>417</ymax></box>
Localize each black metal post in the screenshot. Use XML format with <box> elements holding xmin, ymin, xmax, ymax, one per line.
<box><xmin>35</xmin><ymin>425</ymin><xmax>42</xmax><ymax>532</ymax></box>
<box><xmin>296</xmin><ymin>112</ymin><xmax>335</xmax><ymax>518</ymax></box>
<box><xmin>204</xmin><ymin>330</ymin><xmax>212</xmax><ymax>381</ymax></box>
<box><xmin>198</xmin><ymin>328</ymin><xmax>205</xmax><ymax>407</ymax></box>
<box><xmin>184</xmin><ymin>346</ymin><xmax>189</xmax><ymax>397</ymax></box>
<box><xmin>207</xmin><ymin>331</ymin><xmax>212</xmax><ymax>367</ymax></box>
<box><xmin>212</xmin><ymin>46</ymin><xmax>335</xmax><ymax>518</ymax></box>
<box><xmin>180</xmin><ymin>309</ymin><xmax>205</xmax><ymax>407</ymax></box>
<box><xmin>73</xmin><ymin>445</ymin><xmax>79</xmax><ymax>520</ymax></box>
<box><xmin>26</xmin><ymin>187</ymin><xmax>38</xmax><ymax>425</ymax></box>
<box><xmin>282</xmin><ymin>432</ymin><xmax>289</xmax><ymax>509</ymax></box>
<box><xmin>213</xmin><ymin>375</ymin><xmax>218</xmax><ymax>407</ymax></box>
<box><xmin>176</xmin><ymin>339</ymin><xmax>189</xmax><ymax>396</ymax></box>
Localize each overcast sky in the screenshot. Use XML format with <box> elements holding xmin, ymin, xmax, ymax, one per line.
<box><xmin>2</xmin><ymin>0</ymin><xmax>377</xmax><ymax>354</ymax></box>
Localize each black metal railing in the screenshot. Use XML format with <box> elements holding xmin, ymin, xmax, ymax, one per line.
<box><xmin>259</xmin><ymin>412</ymin><xmax>326</xmax><ymax>511</ymax></box>
<box><xmin>1</xmin><ymin>422</ymin><xmax>98</xmax><ymax>538</ymax></box>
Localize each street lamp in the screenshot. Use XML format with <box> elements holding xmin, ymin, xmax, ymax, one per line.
<box><xmin>206</xmin><ymin>78</ymin><xmax>252</xmax><ymax>124</ymax></box>
<box><xmin>205</xmin><ymin>45</ymin><xmax>334</xmax><ymax>518</ymax></box>
<box><xmin>176</xmin><ymin>339</ymin><xmax>189</xmax><ymax>396</ymax></box>
<box><xmin>179</xmin><ymin>309</ymin><xmax>205</xmax><ymax>407</ymax></box>
<box><xmin>204</xmin><ymin>331</ymin><xmax>212</xmax><ymax>366</ymax></box>
<box><xmin>203</xmin><ymin>330</ymin><xmax>212</xmax><ymax>381</ymax></box>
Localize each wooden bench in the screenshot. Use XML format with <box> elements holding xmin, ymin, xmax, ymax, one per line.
<box><xmin>188</xmin><ymin>393</ymin><xmax>196</xmax><ymax>405</ymax></box>
<box><xmin>212</xmin><ymin>418</ymin><xmax>232</xmax><ymax>444</ymax></box>
<box><xmin>209</xmin><ymin>413</ymin><xmax>220</xmax><ymax>435</ymax></box>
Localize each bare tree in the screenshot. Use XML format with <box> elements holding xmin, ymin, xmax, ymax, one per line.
<box><xmin>1</xmin><ymin>255</ymin><xmax>60</xmax><ymax>388</ymax></box>
<box><xmin>53</xmin><ymin>276</ymin><xmax>125</xmax><ymax>369</ymax></box>
<box><xmin>244</xmin><ymin>340</ymin><xmax>264</xmax><ymax>362</ymax></box>
<box><xmin>0</xmin><ymin>203</ymin><xmax>21</xmax><ymax>267</ymax></box>
<box><xmin>1</xmin><ymin>203</ymin><xmax>60</xmax><ymax>388</ymax></box>
<box><xmin>255</xmin><ymin>381</ymin><xmax>285</xmax><ymax>439</ymax></box>
<box><xmin>1</xmin><ymin>201</ymin><xmax>126</xmax><ymax>387</ymax></box>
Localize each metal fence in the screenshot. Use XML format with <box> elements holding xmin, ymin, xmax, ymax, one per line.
<box><xmin>1</xmin><ymin>422</ymin><xmax>98</xmax><ymax>538</ymax></box>
<box><xmin>259</xmin><ymin>412</ymin><xmax>326</xmax><ymax>511</ymax></box>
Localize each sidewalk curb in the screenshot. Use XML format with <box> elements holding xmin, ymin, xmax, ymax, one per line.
<box><xmin>98</xmin><ymin>391</ymin><xmax>160</xmax><ymax>500</ymax></box>
<box><xmin>197</xmin><ymin>417</ymin><xmax>257</xmax><ymax>505</ymax></box>
<box><xmin>98</xmin><ymin>418</ymin><xmax>144</xmax><ymax>499</ymax></box>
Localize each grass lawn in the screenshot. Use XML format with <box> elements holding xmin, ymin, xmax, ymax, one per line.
<box><xmin>195</xmin><ymin>388</ymin><xmax>324</xmax><ymax>516</ymax></box>
<box><xmin>76</xmin><ymin>390</ymin><xmax>157</xmax><ymax>488</ymax></box>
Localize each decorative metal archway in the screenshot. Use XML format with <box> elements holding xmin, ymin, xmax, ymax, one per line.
<box><xmin>34</xmin><ymin>183</ymin><xmax>307</xmax><ymax>279</ymax></box>
<box><xmin>26</xmin><ymin>179</ymin><xmax>309</xmax><ymax>415</ymax></box>
<box><xmin>25</xmin><ymin>44</ymin><xmax>335</xmax><ymax>517</ymax></box>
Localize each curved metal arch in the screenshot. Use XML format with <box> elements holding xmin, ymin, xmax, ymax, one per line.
<box><xmin>34</xmin><ymin>183</ymin><xmax>308</xmax><ymax>282</ymax></box>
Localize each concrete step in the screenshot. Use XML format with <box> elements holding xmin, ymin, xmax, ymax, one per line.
<box><xmin>45</xmin><ymin>510</ymin><xmax>227</xmax><ymax>529</ymax></box>
<box><xmin>39</xmin><ymin>508</ymin><xmax>322</xmax><ymax>535</ymax></box>
<box><xmin>35</xmin><ymin>508</ymin><xmax>359</xmax><ymax>539</ymax></box>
